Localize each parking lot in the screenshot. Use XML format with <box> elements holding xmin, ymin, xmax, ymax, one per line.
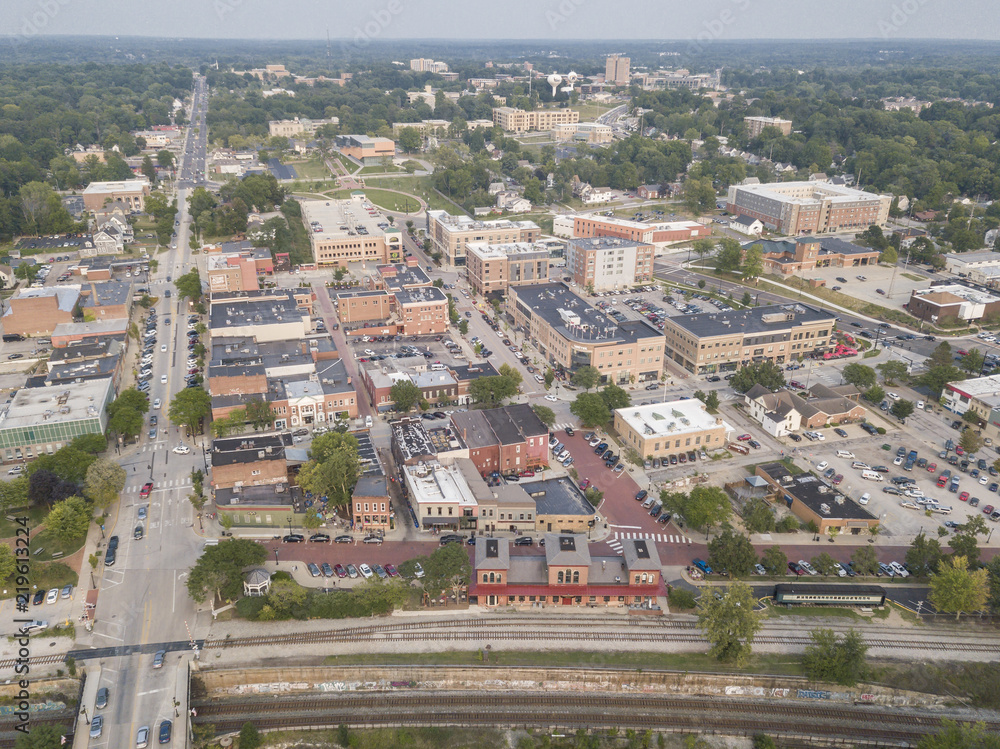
<box><xmin>806</xmin><ymin>264</ymin><xmax>932</xmax><ymax>310</ymax></box>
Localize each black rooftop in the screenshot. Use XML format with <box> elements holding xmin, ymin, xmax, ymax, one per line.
<box><xmin>665</xmin><ymin>303</ymin><xmax>836</xmax><ymax>339</ymax></box>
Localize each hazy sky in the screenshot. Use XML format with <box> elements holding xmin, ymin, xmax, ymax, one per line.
<box><xmin>3</xmin><ymin>0</ymin><xmax>998</xmax><ymax>42</ymax></box>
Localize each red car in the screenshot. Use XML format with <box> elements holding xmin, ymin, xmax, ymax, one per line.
<box><xmin>139</xmin><ymin>482</ymin><xmax>153</xmax><ymax>498</ymax></box>
<box><xmin>956</xmin><ymin>446</ymin><xmax>965</xmax><ymax>455</ymax></box>
<box><xmin>579</xmin><ymin>479</ymin><xmax>591</xmax><ymax>490</ymax></box>
<box><xmin>959</xmin><ymin>491</ymin><xmax>970</xmax><ymax>502</ymax></box>
<box><xmin>937</xmin><ymin>475</ymin><xmax>948</xmax><ymax>487</ymax></box>
<box><xmin>832</xmin><ymin>474</ymin><xmax>844</xmax><ymax>485</ymax></box>
<box><xmin>519</xmin><ymin>469</ymin><xmax>535</xmax><ymax>478</ymax></box>
<box><xmin>926</xmin><ymin>463</ymin><xmax>937</xmax><ymax>472</ymax></box>
<box><xmin>333</xmin><ymin>564</ymin><xmax>347</xmax><ymax>578</ymax></box>
<box><xmin>984</xmin><ymin>505</ymin><xmax>995</xmax><ymax>515</ymax></box>
<box><xmin>384</xmin><ymin>564</ymin><xmax>399</xmax><ymax>577</ymax></box>
<box><xmin>737</xmin><ymin>433</ymin><xmax>753</xmax><ymax>441</ymax></box>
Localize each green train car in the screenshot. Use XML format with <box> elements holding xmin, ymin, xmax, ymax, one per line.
<box><xmin>773</xmin><ymin>583</ymin><xmax>886</xmax><ymax>607</ymax></box>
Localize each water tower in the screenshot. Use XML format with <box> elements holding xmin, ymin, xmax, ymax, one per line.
<box><xmin>547</xmin><ymin>72</ymin><xmax>563</xmax><ymax>97</ymax></box>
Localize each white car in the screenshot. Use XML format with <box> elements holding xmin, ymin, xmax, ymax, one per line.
<box><xmin>833</xmin><ymin>562</ymin><xmax>847</xmax><ymax>578</ymax></box>
<box><xmin>888</xmin><ymin>392</ymin><xmax>900</xmax><ymax>400</ymax></box>
<box><xmin>364</xmin><ymin>349</ymin><xmax>376</xmax><ymax>356</ymax></box>
<box><xmin>544</xmin><ymin>395</ymin><xmax>558</xmax><ymax>402</ymax></box>
<box><xmin>888</xmin><ymin>561</ymin><xmax>909</xmax><ymax>578</ymax></box>
<box><xmin>161</xmin><ymin>344</ymin><xmax>167</xmax><ymax>352</ymax></box>
<box><xmin>893</xmin><ymin>456</ymin><xmax>904</xmax><ymax>465</ymax></box>
<box><xmin>798</xmin><ymin>560</ymin><xmax>818</xmax><ymax>576</ymax></box>
<box><xmin>816</xmin><ymin>461</ymin><xmax>829</xmax><ymax>472</ymax></box>
<box><xmin>153</xmin><ymin>398</ymin><xmax>161</xmax><ymax>410</ymax></box>
<box><xmin>358</xmin><ymin>563</ymin><xmax>374</xmax><ymax>579</ymax></box>
<box><xmin>172</xmin><ymin>445</ymin><xmax>191</xmax><ymax>455</ymax></box>
<box><xmin>981</xmin><ymin>474</ymin><xmax>989</xmax><ymax>485</ymax></box>
<box><xmin>45</xmin><ymin>588</ymin><xmax>59</xmax><ymax>604</ymax></box>
<box><xmin>160</xmin><ymin>375</ymin><xmax>167</xmax><ymax>384</ymax></box>
<box><xmin>7</xmin><ymin>465</ymin><xmax>24</xmax><ymax>475</ymax></box>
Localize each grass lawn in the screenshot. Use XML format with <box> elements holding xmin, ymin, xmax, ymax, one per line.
<box><xmin>349</xmin><ymin>175</ymin><xmax>465</xmax><ymax>214</ymax></box>
<box><xmin>0</xmin><ymin>505</ymin><xmax>47</xmax><ymax>538</ymax></box>
<box><xmin>359</xmin><ymin>164</ymin><xmax>403</xmax><ymax>175</ymax></box>
<box><xmin>573</xmin><ymin>102</ymin><xmax>616</xmax><ymax>120</ymax></box>
<box><xmin>745</xmin><ymin>457</ymin><xmax>804</xmax><ymax>475</ymax></box>
<box><xmin>287</xmin><ymin>158</ymin><xmax>331</xmax><ymax>180</ymax></box>
<box><xmin>259</xmin><ymin>728</ymin><xmax>507</xmax><ymax>749</ymax></box>
<box><xmin>901</xmin><ymin>272</ymin><xmax>927</xmax><ymax>282</ymax></box>
<box><xmin>285</xmin><ymin>213</ymin><xmax>313</xmax><ymax>267</ymax></box>
<box><xmin>30</xmin><ymin>527</ymin><xmax>86</xmax><ymax>563</ymax></box>
<box><xmin>767</xmin><ymin>604</ymin><xmax>868</xmax><ymax>620</ymax></box>
<box><xmin>324</xmin><ymin>188</ymin><xmax>423</xmax><ymax>213</ymax></box>
<box><xmin>323</xmin><ymin>648</ymin><xmax>807</xmax><ymax>676</ymax></box>
<box><xmin>331</xmin><ymin>152</ymin><xmax>359</xmax><ymax>173</ymax></box>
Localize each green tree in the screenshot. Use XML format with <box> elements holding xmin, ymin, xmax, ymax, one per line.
<box><xmin>890</xmin><ymin>399</ymin><xmax>915</xmax><ymax>421</ymax></box>
<box><xmin>0</xmin><ymin>476</ymin><xmax>29</xmax><ymax>515</ymax></box>
<box><xmin>44</xmin><ymin>495</ymin><xmax>92</xmax><ymax>542</ymax></box>
<box><xmin>707</xmin><ymin>527</ymin><xmax>757</xmax><ymax>577</ymax></box>
<box><xmin>107</xmin><ymin>387</ymin><xmax>151</xmax><ymax>438</ymax></box>
<box><xmin>187</xmin><ymin>538</ymin><xmax>268</xmax><ymax>603</ymax></box>
<box><xmin>544</xmin><ymin>369</ymin><xmax>555</xmax><ymax>388</ymax></box>
<box><xmin>851</xmin><ymin>545</ymin><xmax>879</xmax><ymax>576</ymax></box>
<box><xmin>760</xmin><ymin>545</ymin><xmax>787</xmax><ymax>575</ymax></box>
<box><xmin>396</xmin><ymin>127</ymin><xmax>422</xmax><ymax>153</ymax></box>
<box><xmin>421</xmin><ymin>542</ymin><xmax>472</xmax><ymax>599</ymax></box>
<box><xmin>985</xmin><ymin>556</ymin><xmax>1000</xmax><ymax>613</ymax></box>
<box><xmin>598</xmin><ymin>383</ymin><xmax>631</xmax><ymax>412</ymax></box>
<box><xmin>906</xmin><ymin>532</ymin><xmax>944</xmax><ymax>576</ymax></box>
<box><xmin>950</xmin><ymin>516</ymin><xmax>988</xmax><ymax>567</ymax></box>
<box><xmin>705</xmin><ymin>391</ymin><xmax>720</xmax><ymax>412</ymax></box>
<box><xmin>730</xmin><ymin>360</ymin><xmax>786</xmax><ymax>394</ymax></box>
<box><xmin>84</xmin><ymin>459</ymin><xmax>127</xmax><ymax>512</ymax></box>
<box><xmin>390</xmin><ymin>380</ymin><xmax>422</xmax><ymax>413</ymax></box>
<box><xmin>459</xmin><ymin>319</ymin><xmax>469</xmax><ymax>336</ymax></box>
<box><xmin>238</xmin><ymin>722</ymin><xmax>261</xmax><ymax>749</ymax></box>
<box><xmin>918</xmin><ymin>364</ymin><xmax>966</xmax><ymax>399</ymax></box>
<box><xmin>741</xmin><ymin>243</ymin><xmax>764</xmax><ymax>282</ymax></box>
<box><xmin>692</xmin><ymin>237</ymin><xmax>715</xmax><ymax>260</ymax></box>
<box><xmin>0</xmin><ymin>544</ymin><xmax>16</xmax><ymax>584</ymax></box>
<box><xmin>876</xmin><ymin>360</ymin><xmax>909</xmax><ymax>386</ymax></box>
<box><xmin>141</xmin><ymin>155</ymin><xmax>157</xmax><ymax>184</ymax></box>
<box><xmin>15</xmin><ymin>263</ymin><xmax>39</xmax><ymax>284</ymax></box>
<box><xmin>469</xmin><ymin>370</ymin><xmax>520</xmax><ymax>407</ymax></box>
<box><xmin>683</xmin><ymin>176</ymin><xmax>716</xmax><ymax>215</ymax></box>
<box><xmin>296</xmin><ymin>432</ymin><xmax>362</xmax><ymax>508</ymax></box>
<box><xmin>741</xmin><ymin>291</ymin><xmax>753</xmax><ymax>306</ymax></box>
<box><xmin>14</xmin><ymin>724</ymin><xmax>63</xmax><ymax>749</ymax></box>
<box><xmin>927</xmin><ymin>341</ymin><xmax>954</xmax><ymax>368</ymax></box>
<box><xmin>929</xmin><ymin>555</ymin><xmax>989</xmax><ymax>620</ymax></box>
<box><xmin>810</xmin><ymin>552</ymin><xmax>839</xmax><ymax>576</ymax></box>
<box><xmin>570</xmin><ymin>393</ymin><xmax>611</xmax><ymax>428</ymax></box>
<box><xmin>864</xmin><ymin>384</ymin><xmax>885</xmax><ymax>404</ymax></box>
<box><xmin>960</xmin><ymin>428</ymin><xmax>985</xmax><ymax>456</ymax></box>
<box><xmin>169</xmin><ymin>387</ymin><xmax>212</xmax><ymax>436</ymax></box>
<box><xmin>662</xmin><ymin>485</ymin><xmax>731</xmax><ymax>534</ymax></box>
<box><xmin>156</xmin><ymin>149</ymin><xmax>175</xmax><ymax>169</ymax></box>
<box><xmin>842</xmin><ymin>363</ymin><xmax>877</xmax><ymax>390</ymax></box>
<box><xmin>697</xmin><ymin>582</ymin><xmax>762</xmax><ymax>665</ymax></box>
<box><xmin>716</xmin><ymin>237</ymin><xmax>743</xmax><ymax>273</ymax></box>
<box><xmin>244</xmin><ymin>399</ymin><xmax>276</xmax><ymax>431</ymax></box>
<box><xmin>803</xmin><ymin>628</ymin><xmax>869</xmax><ymax>685</ymax></box>
<box><xmin>959</xmin><ymin>348</ymin><xmax>985</xmax><ymax>375</ymax></box>
<box><xmin>532</xmin><ymin>405</ymin><xmax>556</xmax><ymax>427</ymax></box>
<box><xmin>174</xmin><ymin>269</ymin><xmax>203</xmax><ymax>301</ymax></box>
<box><xmin>742</xmin><ymin>498</ymin><xmax>775</xmax><ymax>533</ymax></box>
<box><xmin>571</xmin><ymin>365</ymin><xmax>601</xmax><ymax>391</ymax></box>
<box><xmin>917</xmin><ymin>720</ymin><xmax>1000</xmax><ymax>749</ymax></box>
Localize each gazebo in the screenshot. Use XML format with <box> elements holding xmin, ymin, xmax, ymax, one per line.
<box><xmin>243</xmin><ymin>568</ymin><xmax>272</xmax><ymax>597</ymax></box>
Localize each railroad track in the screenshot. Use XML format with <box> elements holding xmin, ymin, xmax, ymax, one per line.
<box><xmin>192</xmin><ymin>691</ymin><xmax>985</xmax><ymax>745</ymax></box>
<box><xmin>0</xmin><ymin>713</ymin><xmax>73</xmax><ymax>748</ymax></box>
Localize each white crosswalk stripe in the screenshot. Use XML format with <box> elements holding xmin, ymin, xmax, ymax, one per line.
<box><xmin>612</xmin><ymin>530</ymin><xmax>691</xmax><ymax>544</ymax></box>
<box><xmin>553</xmin><ymin>423</ymin><xmax>575</xmax><ymax>432</ymax></box>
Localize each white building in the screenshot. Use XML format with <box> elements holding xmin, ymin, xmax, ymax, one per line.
<box><xmin>402</xmin><ymin>460</ymin><xmax>478</xmax><ymax>530</ymax></box>
<box><xmin>730</xmin><ymin>215</ymin><xmax>764</xmax><ymax>236</ymax></box>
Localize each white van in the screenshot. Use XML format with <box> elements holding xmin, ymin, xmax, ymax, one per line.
<box><xmin>858</xmin><ymin>493</ymin><xmax>871</xmax><ymax>505</ymax></box>
<box><xmin>642</xmin><ymin>496</ymin><xmax>655</xmax><ymax>509</ymax></box>
<box><xmin>932</xmin><ymin>505</ymin><xmax>952</xmax><ymax>515</ymax></box>
<box><xmin>364</xmin><ymin>415</ymin><xmax>373</xmax><ymax>428</ymax></box>
<box><xmin>430</xmin><ymin>363</ymin><xmax>446</xmax><ymax>371</ymax></box>
<box><xmin>836</xmin><ymin>450</ymin><xmax>855</xmax><ymax>459</ymax></box>
<box><xmin>861</xmin><ymin>470</ymin><xmax>884</xmax><ymax>481</ymax></box>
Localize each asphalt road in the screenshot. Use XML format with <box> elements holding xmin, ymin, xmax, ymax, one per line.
<box><xmin>86</xmin><ymin>76</ymin><xmax>211</xmax><ymax>749</ymax></box>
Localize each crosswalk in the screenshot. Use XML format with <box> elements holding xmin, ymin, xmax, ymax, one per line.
<box><xmin>607</xmin><ymin>530</ymin><xmax>692</xmax><ymax>553</ymax></box>
<box><xmin>140</xmin><ymin>442</ymin><xmax>169</xmax><ymax>452</ymax></box>
<box><xmin>553</xmin><ymin>422</ymin><xmax>575</xmax><ymax>432</ymax></box>
<box><xmin>124</xmin><ymin>478</ymin><xmax>191</xmax><ymax>493</ymax></box>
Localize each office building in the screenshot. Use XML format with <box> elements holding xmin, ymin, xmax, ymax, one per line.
<box><xmin>334</xmin><ymin>134</ymin><xmax>396</xmax><ymax>165</ymax></box>
<box><xmin>209</xmin><ymin>289</ymin><xmax>310</xmax><ymax>343</ymax></box>
<box><xmin>661</xmin><ymin>303</ymin><xmax>836</xmax><ymax>374</ymax></box>
<box><xmin>605</xmin><ymin>55</ymin><xmax>631</xmax><ymax>86</ymax></box>
<box><xmin>82</xmin><ymin>179</ymin><xmax>150</xmax><ymax>211</ymax></box>
<box><xmin>752</xmin><ymin>237</ymin><xmax>881</xmax><ymax>276</ymax></box>
<box><xmin>267</xmin><ymin>117</ymin><xmax>338</xmax><ymax>138</ymax></box>
<box><xmin>726</xmin><ymin>181</ymin><xmax>892</xmax><ymax>235</ymax></box>
<box><xmin>551</xmin><ymin>122</ymin><xmax>614</xmax><ymax>144</ymax></box>
<box><xmin>334</xmin><ymin>263</ymin><xmax>449</xmax><ymax>336</ymax></box>
<box><xmin>427</xmin><ymin>210</ymin><xmax>540</xmax><ymax>267</ymax></box>
<box><xmin>206</xmin><ymin>246</ymin><xmax>275</xmax><ymax>293</ymax></box>
<box><xmin>301</xmin><ymin>194</ymin><xmax>403</xmax><ymax>267</ymax></box>
<box><xmin>492</xmin><ymin>107</ymin><xmax>580</xmax><ymax>133</ymax></box>
<box><xmin>613</xmin><ymin>400</ymin><xmax>733</xmax><ymax>462</ymax></box>
<box><xmin>465</xmin><ymin>242</ymin><xmax>550</xmax><ymax>295</ymax></box>
<box><xmin>907</xmin><ymin>284</ymin><xmax>1000</xmax><ymax>325</ymax></box>
<box><xmin>0</xmin><ymin>378</ymin><xmax>113</xmax><ymax>464</ymax></box>
<box><xmin>566</xmin><ymin>236</ymin><xmax>654</xmax><ymax>291</ymax></box>
<box><xmin>563</xmin><ymin>214</ymin><xmax>711</xmax><ymax>250</ymax></box>
<box><xmin>2</xmin><ymin>286</ymin><xmax>79</xmax><ymax>337</ymax></box>
<box><xmin>744</xmin><ymin>116</ymin><xmax>793</xmax><ymax>138</ymax></box>
<box><xmin>506</xmin><ymin>283</ymin><xmax>663</xmax><ymax>384</ymax></box>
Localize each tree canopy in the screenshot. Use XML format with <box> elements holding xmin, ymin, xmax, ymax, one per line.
<box><xmin>730</xmin><ymin>361</ymin><xmax>785</xmax><ymax>394</ymax></box>
<box><xmin>929</xmin><ymin>555</ymin><xmax>988</xmax><ymax>619</ymax></box>
<box><xmin>296</xmin><ymin>432</ymin><xmax>362</xmax><ymax>508</ymax></box>
<box><xmin>169</xmin><ymin>387</ymin><xmax>212</xmax><ymax>435</ymax></box>
<box><xmin>187</xmin><ymin>538</ymin><xmax>268</xmax><ymax>603</ymax></box>
<box><xmin>570</xmin><ymin>393</ymin><xmax>611</xmax><ymax>428</ymax></box>
<box><xmin>697</xmin><ymin>582</ymin><xmax>762</xmax><ymax>665</ymax></box>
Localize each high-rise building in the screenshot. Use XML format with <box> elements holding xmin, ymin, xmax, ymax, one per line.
<box><xmin>744</xmin><ymin>116</ymin><xmax>793</xmax><ymax>138</ymax></box>
<box><xmin>726</xmin><ymin>181</ymin><xmax>892</xmax><ymax>236</ymax></box>
<box><xmin>427</xmin><ymin>210</ymin><xmax>541</xmax><ymax>267</ymax></box>
<box><xmin>605</xmin><ymin>55</ymin><xmax>631</xmax><ymax>86</ymax></box>
<box><xmin>566</xmin><ymin>236</ymin><xmax>654</xmax><ymax>291</ymax></box>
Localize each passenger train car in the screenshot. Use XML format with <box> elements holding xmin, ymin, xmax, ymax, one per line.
<box><xmin>773</xmin><ymin>583</ymin><xmax>886</xmax><ymax>607</ymax></box>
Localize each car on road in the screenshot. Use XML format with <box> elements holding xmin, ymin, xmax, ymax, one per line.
<box><xmin>798</xmin><ymin>560</ymin><xmax>818</xmax><ymax>576</ymax></box>
<box><xmin>153</xmin><ymin>398</ymin><xmax>161</xmax><ymax>409</ymax></box>
<box><xmin>692</xmin><ymin>558</ymin><xmax>712</xmax><ymax>575</ymax></box>
<box><xmin>833</xmin><ymin>428</ymin><xmax>848</xmax><ymax>437</ymax></box>
<box><xmin>282</xmin><ymin>534</ymin><xmax>305</xmax><ymax>543</ymax></box>
<box><xmin>737</xmin><ymin>433</ymin><xmax>752</xmax><ymax>441</ymax></box>
<box><xmin>140</xmin><ymin>482</ymin><xmax>153</xmax><ymax>498</ymax></box>
<box><xmin>332</xmin><ymin>564</ymin><xmax>347</xmax><ymax>578</ymax></box>
<box><xmin>358</xmin><ymin>563</ymin><xmax>374</xmax><ymax>579</ymax></box>
<box><xmin>172</xmin><ymin>445</ymin><xmax>190</xmax><ymax>455</ymax></box>
<box><xmin>159</xmin><ymin>720</ymin><xmax>172</xmax><ymax>745</ymax></box>
<box><xmin>832</xmin><ymin>473</ymin><xmax>844</xmax><ymax>485</ymax></box>
<box><xmin>363</xmin><ymin>535</ymin><xmax>383</xmax><ymax>544</ymax></box>
<box><xmin>90</xmin><ymin>715</ymin><xmax>104</xmax><ymax>739</ymax></box>
<box><xmin>788</xmin><ymin>561</ymin><xmax>805</xmax><ymax>576</ymax></box>
<box><xmin>137</xmin><ymin>726</ymin><xmax>150</xmax><ymax>749</ymax></box>
<box><xmin>645</xmin><ymin>383</ymin><xmax>659</xmax><ymax>390</ymax></box>
<box><xmin>816</xmin><ymin>461</ymin><xmax>829</xmax><ymax>472</ymax></box>
<box><xmin>385</xmin><ymin>564</ymin><xmax>399</xmax><ymax>577</ymax></box>
<box><xmin>544</xmin><ymin>394</ymin><xmax>558</xmax><ymax>402</ymax></box>
<box><xmin>96</xmin><ymin>687</ymin><xmax>109</xmax><ymax>710</ymax></box>
<box><xmin>307</xmin><ymin>562</ymin><xmax>321</xmax><ymax>577</ymax></box>
<box><xmin>514</xmin><ymin>537</ymin><xmax>534</xmax><ymax>546</ymax></box>
<box><xmin>152</xmin><ymin>650</ymin><xmax>165</xmax><ymax>668</ymax></box>
<box><xmin>334</xmin><ymin>535</ymin><xmax>352</xmax><ymax>543</ymax></box>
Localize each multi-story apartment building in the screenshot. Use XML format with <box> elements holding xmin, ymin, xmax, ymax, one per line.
<box><xmin>726</xmin><ymin>181</ymin><xmax>892</xmax><ymax>235</ymax></box>
<box><xmin>334</xmin><ymin>134</ymin><xmax>396</xmax><ymax>165</ymax></box>
<box><xmin>451</xmin><ymin>404</ymin><xmax>548</xmax><ymax>477</ymax></box>
<box><xmin>301</xmin><ymin>195</ymin><xmax>403</xmax><ymax>267</ymax></box>
<box><xmin>566</xmin><ymin>236</ymin><xmax>654</xmax><ymax>291</ymax></box>
<box><xmin>661</xmin><ymin>303</ymin><xmax>837</xmax><ymax>374</ymax></box>
<box><xmin>605</xmin><ymin>55</ymin><xmax>631</xmax><ymax>85</ymax></box>
<box><xmin>206</xmin><ymin>246</ymin><xmax>274</xmax><ymax>293</ymax></box>
<box><xmin>551</xmin><ymin>122</ymin><xmax>614</xmax><ymax>144</ymax></box>
<box><xmin>744</xmin><ymin>116</ymin><xmax>793</xmax><ymax>138</ymax></box>
<box><xmin>409</xmin><ymin>58</ymin><xmax>449</xmax><ymax>73</ymax></box>
<box><xmin>560</xmin><ymin>214</ymin><xmax>710</xmax><ymax>250</ymax></box>
<box><xmin>492</xmin><ymin>107</ymin><xmax>580</xmax><ymax>133</ymax></box>
<box><xmin>465</xmin><ymin>242</ymin><xmax>550</xmax><ymax>295</ymax></box>
<box><xmin>267</xmin><ymin>117</ymin><xmax>338</xmax><ymax>138</ymax></box>
<box><xmin>82</xmin><ymin>179</ymin><xmax>150</xmax><ymax>211</ymax></box>
<box><xmin>427</xmin><ymin>210</ymin><xmax>540</xmax><ymax>267</ymax></box>
<box><xmin>506</xmin><ymin>283</ymin><xmax>664</xmax><ymax>385</ymax></box>
<box><xmin>335</xmin><ymin>268</ymin><xmax>449</xmax><ymax>337</ymax></box>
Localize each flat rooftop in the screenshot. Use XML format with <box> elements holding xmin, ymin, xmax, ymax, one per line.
<box><xmin>7</xmin><ymin>285</ymin><xmax>80</xmax><ymax>313</ymax></box>
<box><xmin>466</xmin><ymin>242</ymin><xmax>550</xmax><ymax>260</ymax></box>
<box><xmin>569</xmin><ymin>214</ymin><xmax>704</xmax><ymax>232</ymax></box>
<box><xmin>300</xmin><ymin>197</ymin><xmax>394</xmax><ymax>244</ymax></box>
<box><xmin>391</xmin><ymin>417</ymin><xmax>437</xmax><ymax>462</ymax></box>
<box><xmin>665</xmin><ymin>303</ymin><xmax>836</xmax><ymax>339</ymax></box>
<box><xmin>946</xmin><ymin>373</ymin><xmax>1000</xmax><ymax>399</ymax></box>
<box><xmin>911</xmin><ymin>284</ymin><xmax>1000</xmax><ymax>306</ymax></box>
<box><xmin>403</xmin><ymin>460</ymin><xmax>478</xmax><ymax>511</ymax></box>
<box><xmin>81</xmin><ymin>281</ymin><xmax>132</xmax><ymax>308</ymax></box>
<box><xmin>521</xmin><ymin>476</ymin><xmax>594</xmax><ymax>517</ymax></box>
<box><xmin>568</xmin><ymin>236</ymin><xmax>649</xmax><ymax>252</ymax></box>
<box><xmin>759</xmin><ymin>463</ymin><xmax>877</xmax><ymax>522</ymax></box>
<box><xmin>0</xmin><ymin>378</ymin><xmax>111</xmax><ymax>429</ymax></box>
<box><xmin>394</xmin><ymin>286</ymin><xmax>447</xmax><ymax>306</ymax></box>
<box><xmin>427</xmin><ymin>209</ymin><xmax>539</xmax><ymax>235</ymax></box>
<box><xmin>82</xmin><ymin>178</ymin><xmax>150</xmax><ymax>194</ymax></box>
<box><xmin>615</xmin><ymin>400</ymin><xmax>733</xmax><ymax>439</ymax></box>
<box><xmin>378</xmin><ymin>263</ymin><xmax>431</xmax><ymax>290</ymax></box>
<box><xmin>211</xmin><ymin>432</ymin><xmax>291</xmax><ymax>467</ymax></box>
<box><xmin>732</xmin><ymin>180</ymin><xmax>885</xmax><ymax>206</ymax></box>
<box><xmin>511</xmin><ymin>283</ymin><xmax>660</xmax><ymax>345</ymax></box>
<box><xmin>210</xmin><ymin>292</ymin><xmax>304</xmax><ymax>330</ymax></box>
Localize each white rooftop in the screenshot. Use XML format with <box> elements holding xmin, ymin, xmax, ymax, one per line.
<box><xmin>732</xmin><ymin>180</ymin><xmax>884</xmax><ymax>206</ymax></box>
<box><xmin>912</xmin><ymin>284</ymin><xmax>1000</xmax><ymax>305</ymax></box>
<box><xmin>82</xmin><ymin>178</ymin><xmax>150</xmax><ymax>194</ymax></box>
<box><xmin>402</xmin><ymin>461</ymin><xmax>478</xmax><ymax>509</ymax></box>
<box><xmin>615</xmin><ymin>399</ymin><xmax>733</xmax><ymax>439</ymax></box>
<box><xmin>5</xmin><ymin>285</ymin><xmax>81</xmax><ymax>314</ymax></box>
<box><xmin>0</xmin><ymin>378</ymin><xmax>112</xmax><ymax>429</ymax></box>
<box><xmin>465</xmin><ymin>241</ymin><xmax>549</xmax><ymax>260</ymax></box>
<box><xmin>300</xmin><ymin>196</ymin><xmax>397</xmax><ymax>242</ymax></box>
<box><xmin>427</xmin><ymin>209</ymin><xmax>539</xmax><ymax>234</ymax></box>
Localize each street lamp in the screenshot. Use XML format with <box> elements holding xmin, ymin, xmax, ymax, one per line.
<box><xmin>273</xmin><ymin>549</ymin><xmax>279</xmax><ymax>566</ymax></box>
<box><xmin>80</xmin><ymin>706</ymin><xmax>90</xmax><ymax>725</ymax></box>
<box><xmin>287</xmin><ymin>515</ymin><xmax>293</xmax><ymax>535</ymax></box>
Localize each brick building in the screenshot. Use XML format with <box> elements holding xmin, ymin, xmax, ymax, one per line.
<box><xmin>566</xmin><ymin>236</ymin><xmax>655</xmax><ymax>291</ymax></box>
<box><xmin>3</xmin><ymin>287</ymin><xmax>79</xmax><ymax>337</ymax></box>
<box><xmin>427</xmin><ymin>210</ymin><xmax>540</xmax><ymax>267</ymax></box>
<box><xmin>726</xmin><ymin>180</ymin><xmax>891</xmax><ymax>235</ymax></box>
<box><xmin>492</xmin><ymin>107</ymin><xmax>580</xmax><ymax>133</ymax></box>
<box><xmin>465</xmin><ymin>242</ymin><xmax>550</xmax><ymax>296</ymax></box>
<box><xmin>82</xmin><ymin>179</ymin><xmax>150</xmax><ymax>211</ymax></box>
